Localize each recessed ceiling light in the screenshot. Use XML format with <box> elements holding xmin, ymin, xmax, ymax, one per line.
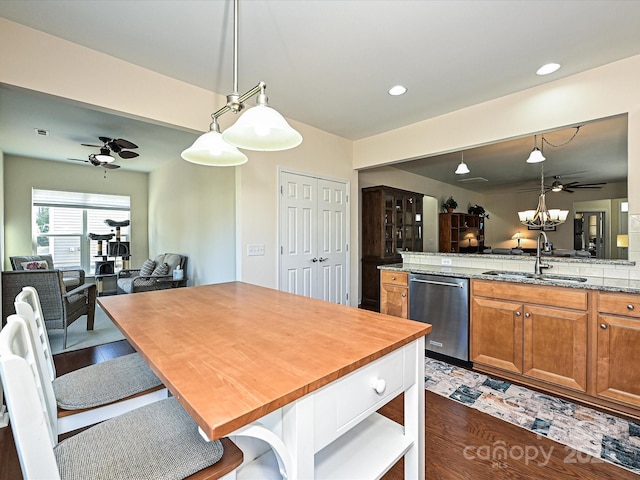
<box><xmin>536</xmin><ymin>63</ymin><xmax>561</xmax><ymax>76</ymax></box>
<box><xmin>388</xmin><ymin>85</ymin><xmax>407</xmax><ymax>96</ymax></box>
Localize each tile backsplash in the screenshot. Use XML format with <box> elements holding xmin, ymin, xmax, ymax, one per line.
<box><xmin>401</xmin><ymin>252</ymin><xmax>638</xmax><ymax>280</ymax></box>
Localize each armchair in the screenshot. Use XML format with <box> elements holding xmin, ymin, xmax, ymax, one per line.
<box><xmin>10</xmin><ymin>254</ymin><xmax>85</xmax><ymax>290</ymax></box>
<box><xmin>116</xmin><ymin>253</ymin><xmax>187</xmax><ymax>294</ymax></box>
<box><xmin>1</xmin><ymin>270</ymin><xmax>96</xmax><ymax>349</ymax></box>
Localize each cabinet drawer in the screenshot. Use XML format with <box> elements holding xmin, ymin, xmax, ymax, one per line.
<box><xmin>313</xmin><ymin>343</ymin><xmax>412</xmax><ymax>452</ymax></box>
<box><xmin>381</xmin><ymin>270</ymin><xmax>408</xmax><ymax>286</ymax></box>
<box><xmin>472</xmin><ymin>279</ymin><xmax>587</xmax><ymax>310</ymax></box>
<box><xmin>598</xmin><ymin>292</ymin><xmax>640</xmax><ymax>318</ymax></box>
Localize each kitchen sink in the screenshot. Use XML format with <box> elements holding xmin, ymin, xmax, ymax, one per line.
<box><xmin>482</xmin><ymin>271</ymin><xmax>588</xmax><ymax>283</ymax></box>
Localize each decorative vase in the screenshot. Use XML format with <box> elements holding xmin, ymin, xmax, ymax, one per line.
<box><xmin>447</xmin><ymin>207</ymin><xmax>454</xmax><ymax>213</ymax></box>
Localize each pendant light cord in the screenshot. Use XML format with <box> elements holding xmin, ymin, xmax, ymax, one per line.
<box><xmin>542</xmin><ymin>125</ymin><xmax>582</xmax><ymax>148</ymax></box>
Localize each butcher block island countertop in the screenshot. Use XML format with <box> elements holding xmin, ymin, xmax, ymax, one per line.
<box><xmin>98</xmin><ymin>282</ymin><xmax>430</xmax><ymax>443</ymax></box>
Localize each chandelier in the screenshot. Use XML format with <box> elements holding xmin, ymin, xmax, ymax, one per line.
<box><xmin>181</xmin><ymin>0</ymin><xmax>302</xmax><ymax>166</ymax></box>
<box><xmin>518</xmin><ymin>164</ymin><xmax>569</xmax><ymax>228</ymax></box>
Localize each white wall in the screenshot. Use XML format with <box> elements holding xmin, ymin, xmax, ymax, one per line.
<box><xmin>3</xmin><ymin>155</ymin><xmax>149</xmax><ymax>270</ymax></box>
<box><xmin>148</xmin><ymin>157</ymin><xmax>237</xmax><ymax>286</ymax></box>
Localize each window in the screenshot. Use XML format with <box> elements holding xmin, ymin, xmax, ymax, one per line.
<box><xmin>32</xmin><ymin>189</ymin><xmax>131</xmax><ymax>275</ymax></box>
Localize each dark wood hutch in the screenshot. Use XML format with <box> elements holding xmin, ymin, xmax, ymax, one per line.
<box><xmin>361</xmin><ymin>186</ymin><xmax>423</xmax><ymax>311</ymax></box>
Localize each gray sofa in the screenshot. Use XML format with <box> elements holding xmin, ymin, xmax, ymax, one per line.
<box><xmin>116</xmin><ymin>253</ymin><xmax>187</xmax><ymax>294</ymax></box>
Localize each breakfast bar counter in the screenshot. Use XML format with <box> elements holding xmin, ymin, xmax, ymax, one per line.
<box><xmin>98</xmin><ymin>282</ymin><xmax>430</xmax><ymax>479</ymax></box>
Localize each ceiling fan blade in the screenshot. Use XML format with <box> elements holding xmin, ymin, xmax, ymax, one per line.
<box><xmin>81</xmin><ymin>143</ymin><xmax>103</xmax><ymax>148</ymax></box>
<box><xmin>103</xmin><ymin>164</ymin><xmax>121</xmax><ymax>169</ymax></box>
<box><xmin>67</xmin><ymin>158</ymin><xmax>90</xmax><ymax>164</ymax></box>
<box><xmin>573</xmin><ymin>183</ymin><xmax>606</xmax><ymax>188</ymax></box>
<box><xmin>114</xmin><ymin>138</ymin><xmax>138</xmax><ymax>149</ymax></box>
<box><xmin>563</xmin><ymin>188</ymin><xmax>575</xmax><ymax>193</ymax></box>
<box><xmin>98</xmin><ymin>136</ymin><xmax>112</xmax><ymax>144</ymax></box>
<box><xmin>118</xmin><ymin>150</ymin><xmax>139</xmax><ymax>159</ymax></box>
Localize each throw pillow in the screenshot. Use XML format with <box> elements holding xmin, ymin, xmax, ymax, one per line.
<box><xmin>21</xmin><ymin>260</ymin><xmax>48</xmax><ymax>270</ymax></box>
<box><xmin>140</xmin><ymin>258</ymin><xmax>156</xmax><ymax>276</ymax></box>
<box><xmin>151</xmin><ymin>262</ymin><xmax>170</xmax><ymax>277</ymax></box>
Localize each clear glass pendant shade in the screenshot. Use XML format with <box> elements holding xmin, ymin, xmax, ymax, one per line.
<box><xmin>222</xmin><ymin>103</ymin><xmax>302</xmax><ymax>151</ymax></box>
<box><xmin>181</xmin><ymin>129</ymin><xmax>248</xmax><ymax>167</ymax></box>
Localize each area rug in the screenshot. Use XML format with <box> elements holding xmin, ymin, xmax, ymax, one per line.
<box><xmin>424</xmin><ymin>358</ymin><xmax>640</xmax><ymax>474</ymax></box>
<box><xmin>49</xmin><ymin>305</ymin><xmax>125</xmax><ymax>354</ymax></box>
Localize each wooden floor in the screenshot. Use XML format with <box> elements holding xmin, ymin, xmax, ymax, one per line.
<box><xmin>1</xmin><ymin>340</ymin><xmax>635</xmax><ymax>479</ymax></box>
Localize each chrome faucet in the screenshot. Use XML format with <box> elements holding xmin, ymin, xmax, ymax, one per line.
<box><xmin>534</xmin><ymin>231</ymin><xmax>552</xmax><ymax>275</ymax></box>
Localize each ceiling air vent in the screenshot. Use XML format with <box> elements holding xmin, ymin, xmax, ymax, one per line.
<box><xmin>457</xmin><ymin>177</ymin><xmax>488</xmax><ymax>183</ymax></box>
<box><xmin>34</xmin><ymin>128</ymin><xmax>49</xmax><ymax>136</ymax></box>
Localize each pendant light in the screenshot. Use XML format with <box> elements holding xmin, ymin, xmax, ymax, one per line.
<box><xmin>526</xmin><ymin>135</ymin><xmax>545</xmax><ymax>163</ymax></box>
<box><xmin>181</xmin><ymin>118</ymin><xmax>248</xmax><ymax>166</ymax></box>
<box><xmin>181</xmin><ymin>0</ymin><xmax>302</xmax><ymax>166</ymax></box>
<box><xmin>454</xmin><ymin>151</ymin><xmax>470</xmax><ymax>174</ymax></box>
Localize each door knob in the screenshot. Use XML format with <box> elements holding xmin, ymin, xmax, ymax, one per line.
<box><xmin>311</xmin><ymin>257</ymin><xmax>318</xmax><ymax>262</ymax></box>
<box><xmin>318</xmin><ymin>257</ymin><xmax>328</xmax><ymax>262</ymax></box>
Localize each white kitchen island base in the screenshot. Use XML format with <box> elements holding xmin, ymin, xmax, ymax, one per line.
<box><xmin>222</xmin><ymin>338</ymin><xmax>425</xmax><ymax>480</ymax></box>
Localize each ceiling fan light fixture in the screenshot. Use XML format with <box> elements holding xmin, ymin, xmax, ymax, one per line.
<box><xmin>454</xmin><ymin>151</ymin><xmax>470</xmax><ymax>175</ymax></box>
<box><xmin>95</xmin><ymin>149</ymin><xmax>115</xmax><ymax>163</ymax></box>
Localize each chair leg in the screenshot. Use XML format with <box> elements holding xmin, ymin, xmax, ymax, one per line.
<box><xmin>86</xmin><ymin>307</ymin><xmax>95</xmax><ymax>331</ymax></box>
<box><xmin>63</xmin><ymin>326</ymin><xmax>68</xmax><ymax>350</ymax></box>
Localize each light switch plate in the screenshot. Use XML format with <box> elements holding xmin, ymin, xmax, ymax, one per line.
<box><xmin>247</xmin><ymin>244</ymin><xmax>265</xmax><ymax>256</ymax></box>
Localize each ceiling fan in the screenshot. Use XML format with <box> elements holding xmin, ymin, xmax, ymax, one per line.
<box><xmin>68</xmin><ymin>136</ymin><xmax>139</xmax><ymax>170</ymax></box>
<box><xmin>547</xmin><ymin>175</ymin><xmax>606</xmax><ymax>193</ymax></box>
<box><xmin>81</xmin><ymin>137</ymin><xmax>139</xmax><ymax>159</ymax></box>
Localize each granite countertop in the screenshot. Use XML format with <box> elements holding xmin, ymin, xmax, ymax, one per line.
<box><xmin>382</xmin><ymin>263</ymin><xmax>640</xmax><ymax>295</ymax></box>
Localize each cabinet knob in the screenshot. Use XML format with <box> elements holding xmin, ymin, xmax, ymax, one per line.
<box><xmin>391</xmin><ymin>276</ymin><xmax>396</xmax><ymax>281</ymax></box>
<box><xmin>525</xmin><ymin>312</ymin><xmax>531</xmax><ymax>318</ymax></box>
<box><xmin>628</xmin><ymin>304</ymin><xmax>635</xmax><ymax>311</ymax></box>
<box><xmin>401</xmin><ymin>293</ymin><xmax>407</xmax><ymax>298</ymax></box>
<box><xmin>371</xmin><ymin>378</ymin><xmax>387</xmax><ymax>395</ymax></box>
<box><xmin>515</xmin><ymin>311</ymin><xmax>521</xmax><ymax>316</ymax></box>
<box><xmin>600</xmin><ymin>323</ymin><xmax>608</xmax><ymax>330</ymax></box>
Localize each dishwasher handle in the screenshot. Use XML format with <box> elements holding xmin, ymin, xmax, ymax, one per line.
<box><xmin>410</xmin><ymin>278</ymin><xmax>465</xmax><ymax>288</ymax></box>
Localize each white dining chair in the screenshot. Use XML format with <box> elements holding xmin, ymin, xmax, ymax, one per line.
<box><xmin>14</xmin><ymin>286</ymin><xmax>168</xmax><ymax>434</ymax></box>
<box><xmin>0</xmin><ymin>314</ymin><xmax>242</xmax><ymax>480</ymax></box>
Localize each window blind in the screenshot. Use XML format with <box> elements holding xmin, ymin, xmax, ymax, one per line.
<box><xmin>33</xmin><ymin>189</ymin><xmax>130</xmax><ymax>210</ymax></box>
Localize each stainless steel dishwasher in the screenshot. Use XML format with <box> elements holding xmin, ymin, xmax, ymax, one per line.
<box><xmin>409</xmin><ymin>273</ymin><xmax>470</xmax><ymax>361</ymax></box>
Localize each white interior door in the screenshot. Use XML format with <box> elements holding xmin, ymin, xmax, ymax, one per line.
<box><xmin>279</xmin><ymin>171</ymin><xmax>349</xmax><ymax>304</ymax></box>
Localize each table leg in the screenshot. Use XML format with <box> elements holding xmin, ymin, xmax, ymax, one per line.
<box><xmin>404</xmin><ymin>336</ymin><xmax>425</xmax><ymax>480</ymax></box>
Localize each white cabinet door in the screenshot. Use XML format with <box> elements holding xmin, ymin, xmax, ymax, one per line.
<box><xmin>279</xmin><ymin>171</ymin><xmax>349</xmax><ymax>304</ymax></box>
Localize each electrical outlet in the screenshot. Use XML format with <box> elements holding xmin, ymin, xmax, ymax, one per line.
<box><xmin>441</xmin><ymin>258</ymin><xmax>452</xmax><ymax>265</ymax></box>
<box><xmin>247</xmin><ymin>244</ymin><xmax>265</xmax><ymax>256</ymax></box>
